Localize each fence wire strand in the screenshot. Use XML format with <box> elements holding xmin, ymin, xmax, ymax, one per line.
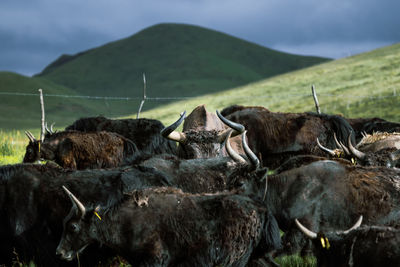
<box><xmin>0</xmin><ymin>91</ymin><xmax>398</xmax><ymax>101</ymax></box>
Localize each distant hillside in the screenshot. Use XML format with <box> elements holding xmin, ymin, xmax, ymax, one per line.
<box><xmin>0</xmin><ymin>72</ymin><xmax>140</xmax><ymax>130</ymax></box>
<box><xmin>138</xmin><ymin>43</ymin><xmax>400</xmax><ymax>125</ymax></box>
<box><xmin>37</xmin><ymin>23</ymin><xmax>329</xmax><ymax>107</ymax></box>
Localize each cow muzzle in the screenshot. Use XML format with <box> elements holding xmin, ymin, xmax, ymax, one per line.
<box><xmin>56</xmin><ymin>247</ymin><xmax>75</xmax><ymax>261</ymax></box>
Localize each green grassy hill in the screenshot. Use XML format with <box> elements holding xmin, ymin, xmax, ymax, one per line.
<box><xmin>0</xmin><ymin>72</ymin><xmax>141</xmax><ymax>130</ymax></box>
<box><xmin>138</xmin><ymin>43</ymin><xmax>400</xmax><ymax>124</ymax></box>
<box><xmin>36</xmin><ymin>23</ymin><xmax>329</xmax><ymax>103</ymax></box>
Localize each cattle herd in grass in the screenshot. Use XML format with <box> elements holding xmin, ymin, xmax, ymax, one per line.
<box><xmin>1</xmin><ymin>103</ymin><xmax>400</xmax><ymax>266</ymax></box>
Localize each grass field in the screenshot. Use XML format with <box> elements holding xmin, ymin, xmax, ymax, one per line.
<box><xmin>0</xmin><ymin>130</ymin><xmax>26</xmax><ymax>165</ymax></box>
<box><xmin>137</xmin><ymin>43</ymin><xmax>400</xmax><ymax>125</ymax></box>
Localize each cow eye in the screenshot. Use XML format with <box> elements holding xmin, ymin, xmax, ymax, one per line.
<box><xmin>235</xmin><ymin>180</ymin><xmax>245</xmax><ymax>187</ymax></box>
<box><xmin>70</xmin><ymin>223</ymin><xmax>79</xmax><ymax>233</ymax></box>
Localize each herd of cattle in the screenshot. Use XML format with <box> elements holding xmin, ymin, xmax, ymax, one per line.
<box><xmin>2</xmin><ymin>104</ymin><xmax>400</xmax><ymax>266</ymax></box>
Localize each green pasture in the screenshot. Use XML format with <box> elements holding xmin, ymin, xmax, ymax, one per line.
<box><xmin>137</xmin><ymin>43</ymin><xmax>400</xmax><ymax>125</ymax></box>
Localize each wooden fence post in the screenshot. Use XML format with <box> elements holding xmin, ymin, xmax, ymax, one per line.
<box><xmin>137</xmin><ymin>73</ymin><xmax>147</xmax><ymax>119</ymax></box>
<box><xmin>311</xmin><ymin>85</ymin><xmax>321</xmax><ymax>114</ymax></box>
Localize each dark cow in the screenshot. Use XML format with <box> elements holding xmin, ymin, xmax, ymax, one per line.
<box><xmin>317</xmin><ymin>132</ymin><xmax>400</xmax><ymax>167</ymax></box>
<box><xmin>65</xmin><ymin>116</ymin><xmax>178</xmax><ymax>155</ymax></box>
<box><xmin>161</xmin><ymin>105</ymin><xmax>245</xmax><ymax>159</ymax></box>
<box><xmin>23</xmin><ymin>130</ymin><xmax>138</xmax><ymax>169</ymax></box>
<box><xmin>296</xmin><ymin>217</ymin><xmax>400</xmax><ymax>267</ymax></box>
<box><xmin>0</xmin><ymin>163</ymin><xmax>124</xmax><ymax>266</ymax></box>
<box><xmin>229</xmin><ymin>159</ymin><xmax>400</xmax><ymax>256</ymax></box>
<box><xmin>346</xmin><ymin>116</ymin><xmax>400</xmax><ymax>142</ymax></box>
<box><xmin>220</xmin><ymin>105</ymin><xmax>355</xmax><ymax>168</ymax></box>
<box><xmin>57</xmin><ymin>186</ymin><xmax>281</xmax><ymax>266</ymax></box>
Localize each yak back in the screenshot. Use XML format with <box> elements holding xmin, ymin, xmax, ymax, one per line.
<box><xmin>51</xmin><ymin>130</ymin><xmax>137</xmax><ymax>169</ymax></box>
<box><xmin>225</xmin><ymin>107</ymin><xmax>355</xmax><ymax>168</ymax></box>
<box><xmin>94</xmin><ymin>187</ymin><xmax>280</xmax><ymax>266</ymax></box>
<box><xmin>135</xmin><ymin>154</ymin><xmax>256</xmax><ymax>194</ymax></box>
<box><xmin>220</xmin><ymin>104</ymin><xmax>269</xmax><ymax>117</ymax></box>
<box><xmin>269</xmin><ymin>161</ymin><xmax>400</xmax><ymax>228</ymax></box>
<box><xmin>66</xmin><ymin>116</ymin><xmax>177</xmax><ymax>155</ymax></box>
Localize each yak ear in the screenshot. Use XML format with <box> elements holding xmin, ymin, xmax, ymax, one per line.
<box><xmin>62</xmin><ymin>186</ymin><xmax>86</xmax><ymax>218</ymax></box>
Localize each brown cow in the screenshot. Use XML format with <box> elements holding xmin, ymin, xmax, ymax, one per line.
<box><xmin>221</xmin><ymin>105</ymin><xmax>355</xmax><ymax>169</ymax></box>
<box><xmin>65</xmin><ymin>116</ymin><xmax>178</xmax><ymax>155</ymax></box>
<box><xmin>23</xmin><ymin>130</ymin><xmax>138</xmax><ymax>170</ymax></box>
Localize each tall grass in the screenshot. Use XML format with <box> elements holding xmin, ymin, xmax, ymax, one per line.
<box><xmin>0</xmin><ymin>130</ymin><xmax>26</xmax><ymax>165</ymax></box>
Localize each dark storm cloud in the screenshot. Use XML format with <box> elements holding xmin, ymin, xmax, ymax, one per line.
<box><xmin>1</xmin><ymin>0</ymin><xmax>399</xmax><ymax>76</ymax></box>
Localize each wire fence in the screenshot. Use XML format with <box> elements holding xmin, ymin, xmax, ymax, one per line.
<box><xmin>0</xmin><ymin>90</ymin><xmax>398</xmax><ymax>101</ymax></box>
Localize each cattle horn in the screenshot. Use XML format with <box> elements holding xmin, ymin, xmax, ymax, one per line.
<box><xmin>160</xmin><ymin>111</ymin><xmax>187</xmax><ymax>143</ymax></box>
<box><xmin>295</xmin><ymin>219</ymin><xmax>317</xmax><ymax>239</ymax></box>
<box><xmin>216</xmin><ymin>110</ymin><xmax>245</xmax><ymax>142</ymax></box>
<box><xmin>45</xmin><ymin>122</ymin><xmax>56</xmax><ymax>135</ymax></box>
<box><xmin>243</xmin><ymin>131</ymin><xmax>260</xmax><ymax>169</ymax></box>
<box><xmin>333</xmin><ymin>133</ymin><xmax>341</xmax><ymax>149</ymax></box>
<box><xmin>62</xmin><ymin>186</ymin><xmax>86</xmax><ymax>218</ymax></box>
<box><xmin>225</xmin><ymin>130</ymin><xmax>247</xmax><ymax>164</ymax></box>
<box><xmin>339</xmin><ymin>141</ymin><xmax>350</xmax><ymax>156</ymax></box>
<box><xmin>25</xmin><ymin>131</ymin><xmax>37</xmax><ymax>143</ymax></box>
<box><xmin>316</xmin><ymin>138</ymin><xmax>336</xmax><ymax>156</ymax></box>
<box><xmin>262</xmin><ymin>170</ymin><xmax>268</xmax><ymax>202</ymax></box>
<box><xmin>341</xmin><ymin>216</ymin><xmax>363</xmax><ymax>235</ymax></box>
<box><xmin>347</xmin><ymin>133</ymin><xmax>366</xmax><ymax>159</ymax></box>
<box><xmin>216</xmin><ymin>110</ymin><xmax>245</xmax><ymax>132</ymax></box>
<box><xmin>334</xmin><ymin>133</ymin><xmax>350</xmax><ymax>155</ymax></box>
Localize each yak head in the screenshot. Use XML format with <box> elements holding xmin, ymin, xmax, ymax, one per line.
<box><xmin>295</xmin><ymin>216</ymin><xmax>363</xmax><ymax>267</ymax></box>
<box><xmin>317</xmin><ymin>132</ymin><xmax>400</xmax><ymax>168</ymax></box>
<box><xmin>56</xmin><ymin>186</ymin><xmax>96</xmax><ymax>261</ymax></box>
<box><xmin>161</xmin><ymin>105</ymin><xmax>245</xmax><ymax>159</ymax></box>
<box><xmin>23</xmin><ymin>131</ymin><xmax>57</xmax><ymax>163</ymax></box>
<box><xmin>223</xmin><ymin>130</ymin><xmax>268</xmax><ymax>202</ymax></box>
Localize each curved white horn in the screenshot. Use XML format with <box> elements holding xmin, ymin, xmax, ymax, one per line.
<box><xmin>62</xmin><ymin>186</ymin><xmax>86</xmax><ymax>218</ymax></box>
<box><xmin>160</xmin><ymin>111</ymin><xmax>186</xmax><ymax>143</ymax></box>
<box><xmin>316</xmin><ymin>138</ymin><xmax>336</xmax><ymax>156</ymax></box>
<box><xmin>341</xmin><ymin>216</ymin><xmax>363</xmax><ymax>235</ymax></box>
<box><xmin>347</xmin><ymin>134</ymin><xmax>366</xmax><ymax>159</ymax></box>
<box><xmin>225</xmin><ymin>130</ymin><xmax>247</xmax><ymax>164</ymax></box>
<box><xmin>25</xmin><ymin>131</ymin><xmax>37</xmax><ymax>143</ymax></box>
<box><xmin>295</xmin><ymin>219</ymin><xmax>317</xmax><ymax>239</ymax></box>
<box><xmin>242</xmin><ymin>131</ymin><xmax>260</xmax><ymax>169</ymax></box>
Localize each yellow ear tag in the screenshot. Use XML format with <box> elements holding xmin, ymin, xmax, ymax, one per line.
<box><xmin>351</xmin><ymin>158</ymin><xmax>356</xmax><ymax>165</ymax></box>
<box><xmin>320</xmin><ymin>237</ymin><xmax>326</xmax><ymax>248</ymax></box>
<box><xmin>38</xmin><ymin>142</ymin><xmax>41</xmax><ymax>153</ymax></box>
<box><xmin>325</xmin><ymin>237</ymin><xmax>330</xmax><ymax>249</ymax></box>
<box><xmin>94</xmin><ymin>211</ymin><xmax>102</xmax><ymax>220</ymax></box>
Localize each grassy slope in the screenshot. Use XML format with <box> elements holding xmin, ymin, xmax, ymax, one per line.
<box><xmin>138</xmin><ymin>43</ymin><xmax>400</xmax><ymax>125</ymax></box>
<box><xmin>37</xmin><ymin>23</ymin><xmax>328</xmax><ymax>105</ymax></box>
<box><xmin>0</xmin><ymin>71</ymin><xmax>144</xmax><ymax>130</ymax></box>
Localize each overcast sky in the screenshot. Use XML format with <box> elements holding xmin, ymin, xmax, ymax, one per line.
<box><xmin>1</xmin><ymin>0</ymin><xmax>399</xmax><ymax>76</ymax></box>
